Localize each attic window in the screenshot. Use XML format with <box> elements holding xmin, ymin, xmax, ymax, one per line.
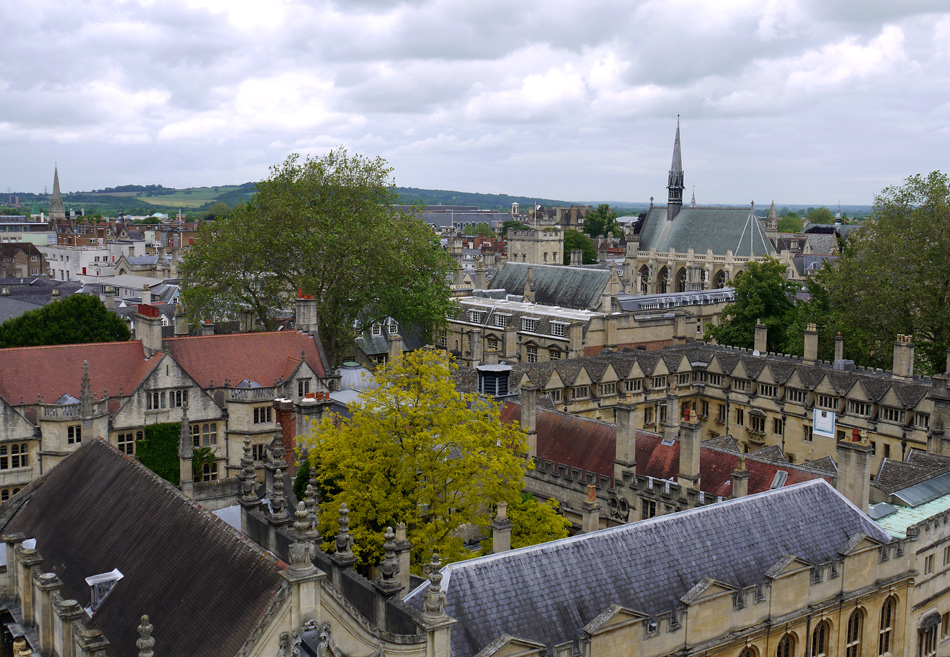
<box><xmin>770</xmin><ymin>470</ymin><xmax>788</xmax><ymax>489</ymax></box>
<box><xmin>86</xmin><ymin>569</ymin><xmax>124</xmax><ymax>614</ymax></box>
<box><xmin>522</xmin><ymin>318</ymin><xmax>538</xmax><ymax>332</ymax></box>
<box><xmin>388</xmin><ymin>321</ymin><xmax>398</xmax><ymax>335</ymax></box>
<box><xmin>371</xmin><ymin>324</ymin><xmax>381</xmax><ymax>336</ymax></box>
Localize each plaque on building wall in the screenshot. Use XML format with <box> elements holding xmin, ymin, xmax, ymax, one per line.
<box><xmin>813</xmin><ymin>409</ymin><xmax>836</xmax><ymax>437</ymax></box>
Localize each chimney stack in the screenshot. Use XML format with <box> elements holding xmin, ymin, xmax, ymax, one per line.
<box><xmin>491</xmin><ymin>502</ymin><xmax>512</xmax><ymax>553</ymax></box>
<box><xmin>834</xmin><ymin>332</ymin><xmax>844</xmax><ymax>362</ymax></box>
<box><xmin>664</xmin><ymin>384</ymin><xmax>679</xmax><ymax>444</ymax></box>
<box><xmin>836</xmin><ymin>429</ymin><xmax>872</xmax><ymax>512</ymax></box>
<box><xmin>614</xmin><ymin>404</ymin><xmax>637</xmax><ymax>486</ymax></box>
<box><xmin>295</xmin><ymin>291</ymin><xmax>319</xmax><ymax>338</ymax></box>
<box><xmin>581</xmin><ymin>485</ymin><xmax>600</xmax><ymax>533</ymax></box>
<box><xmin>134</xmin><ymin>305</ymin><xmax>163</xmax><ymax>357</ymax></box>
<box><xmin>803</xmin><ymin>323</ymin><xmax>818</xmax><ymax>364</ymax></box>
<box><xmin>754</xmin><ymin>320</ymin><xmax>767</xmax><ymax>354</ymax></box>
<box><xmin>892</xmin><ymin>334</ymin><xmax>915</xmax><ymax>381</ymax></box>
<box><xmin>731</xmin><ymin>455</ymin><xmax>750</xmax><ymax>498</ymax></box>
<box><xmin>140</xmin><ymin>284</ymin><xmax>151</xmax><ymax>306</ymax></box>
<box><xmin>677</xmin><ymin>409</ymin><xmax>702</xmax><ymax>491</ymax></box>
<box><xmin>520</xmin><ymin>384</ymin><xmax>538</xmax><ymax>459</ymax></box>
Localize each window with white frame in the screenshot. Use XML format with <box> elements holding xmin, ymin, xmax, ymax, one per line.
<box><xmin>468</xmin><ymin>310</ymin><xmax>483</xmax><ymax>323</ymax></box>
<box><xmin>880</xmin><ymin>406</ymin><xmax>905</xmax><ymax>424</ymax></box>
<box><xmin>551</xmin><ymin>322</ymin><xmax>567</xmax><ymax>337</ymax></box>
<box><xmin>494</xmin><ymin>314</ymin><xmax>509</xmax><ymax>328</ymax></box>
<box><xmin>848</xmin><ymin>400</ymin><xmax>870</xmax><ymax>416</ymax></box>
<box><xmin>522</xmin><ymin>318</ymin><xmax>538</xmax><ymax>332</ymax></box>
<box><xmin>191</xmin><ymin>423</ymin><xmax>217</xmax><ymax>447</ymax></box>
<box><xmin>816</xmin><ymin>394</ymin><xmax>836</xmax><ymax>410</ymax></box>
<box><xmin>388</xmin><ymin>321</ymin><xmax>398</xmax><ymax>335</ymax></box>
<box><xmin>371</xmin><ymin>324</ymin><xmax>382</xmax><ymax>336</ymax></box>
<box><xmin>116</xmin><ymin>432</ymin><xmax>137</xmax><ymax>455</ymax></box>
<box><xmin>487</xmin><ymin>336</ymin><xmax>499</xmax><ymax>350</ymax></box>
<box><xmin>526</xmin><ymin>345</ymin><xmax>537</xmax><ymax>363</ymax></box>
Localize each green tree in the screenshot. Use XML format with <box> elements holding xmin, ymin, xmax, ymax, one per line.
<box><xmin>806</xmin><ymin>207</ymin><xmax>835</xmax><ymax>224</ymax></box>
<box><xmin>583</xmin><ymin>204</ymin><xmax>619</xmax><ymax>238</ymax></box>
<box><xmin>463</xmin><ymin>222</ymin><xmax>495</xmax><ymax>236</ymax></box>
<box><xmin>813</xmin><ymin>171</ymin><xmax>950</xmax><ymax>373</ymax></box>
<box><xmin>563</xmin><ymin>229</ymin><xmax>598</xmax><ymax>264</ymax></box>
<box><xmin>506</xmin><ymin>493</ymin><xmax>571</xmax><ymax>549</ymax></box>
<box><xmin>704</xmin><ymin>258</ymin><xmax>798</xmax><ymax>352</ymax></box>
<box><xmin>0</xmin><ymin>294</ymin><xmax>130</xmax><ymax>348</ymax></box>
<box><xmin>501</xmin><ymin>220</ymin><xmax>531</xmax><ymax>237</ymax></box>
<box><xmin>202</xmin><ymin>202</ymin><xmax>232</xmax><ymax>220</ymax></box>
<box><xmin>777</xmin><ymin>215</ymin><xmax>804</xmax><ymax>232</ymax></box>
<box><xmin>180</xmin><ymin>149</ymin><xmax>456</xmax><ymax>367</ymax></box>
<box><xmin>303</xmin><ymin>349</ymin><xmax>559</xmax><ymax>571</ymax></box>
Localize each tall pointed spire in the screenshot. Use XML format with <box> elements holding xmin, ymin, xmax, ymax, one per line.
<box><xmin>49</xmin><ymin>164</ymin><xmax>66</xmax><ymax>221</ymax></box>
<box><xmin>666</xmin><ymin>116</ymin><xmax>684</xmax><ymax>221</ymax></box>
<box><xmin>690</xmin><ymin>186</ymin><xmax>696</xmax><ymax>208</ymax></box>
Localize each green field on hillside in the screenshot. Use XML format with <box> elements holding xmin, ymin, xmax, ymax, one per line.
<box><xmin>138</xmin><ymin>185</ymin><xmax>248</xmax><ymax>208</ymax></box>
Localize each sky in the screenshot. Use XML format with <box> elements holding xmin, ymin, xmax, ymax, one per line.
<box><xmin>1</xmin><ymin>0</ymin><xmax>949</xmax><ymax>205</ymax></box>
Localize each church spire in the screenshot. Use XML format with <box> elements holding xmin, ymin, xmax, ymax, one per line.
<box><xmin>49</xmin><ymin>164</ymin><xmax>66</xmax><ymax>221</ymax></box>
<box><xmin>666</xmin><ymin>116</ymin><xmax>684</xmax><ymax>221</ymax></box>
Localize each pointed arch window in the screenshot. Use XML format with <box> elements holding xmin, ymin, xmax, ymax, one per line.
<box><xmin>776</xmin><ymin>635</ymin><xmax>794</xmax><ymax>657</ymax></box>
<box><xmin>846</xmin><ymin>609</ymin><xmax>863</xmax><ymax>657</ymax></box>
<box><xmin>879</xmin><ymin>596</ymin><xmax>895</xmax><ymax>655</ymax></box>
<box><xmin>812</xmin><ymin>620</ymin><xmax>830</xmax><ymax>657</ymax></box>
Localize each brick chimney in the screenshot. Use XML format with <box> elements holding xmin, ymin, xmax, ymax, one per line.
<box><xmin>614</xmin><ymin>403</ymin><xmax>637</xmax><ymax>485</ymax></box>
<box><xmin>892</xmin><ymin>334</ymin><xmax>914</xmax><ymax>381</ymax></box>
<box><xmin>803</xmin><ymin>323</ymin><xmax>818</xmax><ymax>364</ymax></box>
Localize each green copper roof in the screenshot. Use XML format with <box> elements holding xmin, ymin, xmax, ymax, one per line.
<box><xmin>638</xmin><ymin>207</ymin><xmax>776</xmax><ymax>257</ymax></box>
<box><xmin>874</xmin><ymin>492</ymin><xmax>950</xmax><ymax>539</ymax></box>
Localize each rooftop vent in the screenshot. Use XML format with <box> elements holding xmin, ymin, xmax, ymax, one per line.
<box><xmin>86</xmin><ymin>568</ymin><xmax>124</xmax><ymax>614</ymax></box>
<box><xmin>476</xmin><ymin>364</ymin><xmax>512</xmax><ymax>397</ymax></box>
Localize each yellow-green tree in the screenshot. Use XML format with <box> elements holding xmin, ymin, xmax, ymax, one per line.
<box><xmin>303</xmin><ymin>349</ymin><xmax>565</xmax><ymax>570</ymax></box>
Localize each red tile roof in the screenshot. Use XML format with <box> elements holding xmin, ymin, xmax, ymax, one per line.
<box><xmin>501</xmin><ymin>402</ymin><xmax>827</xmax><ymax>496</ymax></box>
<box><xmin>0</xmin><ymin>341</ymin><xmax>159</xmax><ymax>407</ymax></box>
<box><xmin>163</xmin><ymin>331</ymin><xmax>326</xmax><ymax>389</ymax></box>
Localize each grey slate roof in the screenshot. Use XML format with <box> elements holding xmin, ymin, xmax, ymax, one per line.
<box><xmin>637</xmin><ymin>207</ymin><xmax>775</xmax><ymax>257</ymax></box>
<box><xmin>488</xmin><ymin>263</ymin><xmax>609</xmax><ymax>310</ymax></box>
<box><xmin>404</xmin><ymin>480</ymin><xmax>890</xmax><ymax>657</ymax></box>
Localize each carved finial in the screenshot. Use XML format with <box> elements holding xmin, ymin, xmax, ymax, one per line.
<box><xmin>289</xmin><ymin>501</ymin><xmax>317</xmax><ymax>573</ymax></box>
<box><xmin>178</xmin><ymin>402</ymin><xmax>192</xmax><ymax>459</ymax></box>
<box><xmin>272</xmin><ymin>468</ymin><xmax>286</xmax><ymax>514</ymax></box>
<box><xmin>240</xmin><ymin>437</ymin><xmax>256</xmax><ymax>502</ymax></box>
<box><xmin>423</xmin><ymin>553</ymin><xmax>447</xmax><ymax>621</ymax></box>
<box><xmin>736</xmin><ymin>454</ymin><xmax>747</xmax><ymax>472</ymax></box>
<box><xmin>496</xmin><ymin>501</ymin><xmax>508</xmax><ymax>521</ymax></box>
<box><xmin>305</xmin><ymin>484</ymin><xmax>321</xmax><ymax>543</ymax></box>
<box><xmin>136</xmin><ymin>615</ymin><xmax>155</xmax><ymax>657</ymax></box>
<box><xmin>585</xmin><ymin>484</ymin><xmax>596</xmax><ymax>504</ymax></box>
<box><xmin>379</xmin><ymin>527</ymin><xmax>399</xmax><ymax>582</ymax></box>
<box><xmin>335</xmin><ymin>504</ymin><xmax>354</xmax><ymax>559</ymax></box>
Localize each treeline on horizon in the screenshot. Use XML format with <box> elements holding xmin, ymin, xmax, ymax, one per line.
<box><xmin>1</xmin><ymin>182</ymin><xmax>872</xmax><ymax>219</ymax></box>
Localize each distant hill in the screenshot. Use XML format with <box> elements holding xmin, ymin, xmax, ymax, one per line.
<box><xmin>1</xmin><ymin>182</ymin><xmax>873</xmax><ymax>219</ymax></box>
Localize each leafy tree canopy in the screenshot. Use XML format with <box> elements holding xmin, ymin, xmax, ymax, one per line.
<box><xmin>583</xmin><ymin>204</ymin><xmax>619</xmax><ymax>238</ymax></box>
<box><xmin>806</xmin><ymin>207</ymin><xmax>835</xmax><ymax>224</ymax></box>
<box><xmin>303</xmin><ymin>349</ymin><xmax>565</xmax><ymax>571</ymax></box>
<box><xmin>179</xmin><ymin>149</ymin><xmax>455</xmax><ymax>367</ymax></box>
<box><xmin>462</xmin><ymin>222</ymin><xmax>495</xmax><ymax>236</ymax></box>
<box><xmin>807</xmin><ymin>171</ymin><xmax>950</xmax><ymax>373</ymax></box>
<box><xmin>563</xmin><ymin>229</ymin><xmax>598</xmax><ymax>264</ymax></box>
<box><xmin>777</xmin><ymin>215</ymin><xmax>804</xmax><ymax>233</ymax></box>
<box><xmin>0</xmin><ymin>293</ymin><xmax>131</xmax><ymax>348</ymax></box>
<box><xmin>501</xmin><ymin>220</ymin><xmax>531</xmax><ymax>237</ymax></box>
<box><xmin>703</xmin><ymin>258</ymin><xmax>798</xmax><ymax>353</ymax></box>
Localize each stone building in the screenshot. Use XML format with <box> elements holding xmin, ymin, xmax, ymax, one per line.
<box><xmin>624</xmin><ymin>119</ymin><xmax>795</xmax><ymax>294</ymax></box>
<box><xmin>0</xmin><ymin>296</ymin><xmax>331</xmax><ymax>503</ymax></box>
<box><xmin>0</xmin><ymin>243</ymin><xmax>49</xmax><ymax>279</ymax></box>
<box><xmin>0</xmin><ymin>438</ymin><xmax>454</xmax><ymax>657</ymax></box>
<box><xmin>401</xmin><ymin>479</ymin><xmax>950</xmax><ymax>657</ymax></box>
<box><xmin>443</xmin><ymin>261</ymin><xmax>733</xmax><ymax>367</ymax></box>
<box><xmin>506</xmin><ymin>227</ymin><xmax>564</xmax><ymax>265</ymax></box>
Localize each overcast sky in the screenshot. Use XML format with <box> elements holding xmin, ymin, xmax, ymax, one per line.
<box><xmin>2</xmin><ymin>0</ymin><xmax>949</xmax><ymax>205</ymax></box>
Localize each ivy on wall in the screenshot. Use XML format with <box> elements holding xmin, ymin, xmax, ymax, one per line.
<box><xmin>136</xmin><ymin>422</ymin><xmax>182</xmax><ymax>486</ymax></box>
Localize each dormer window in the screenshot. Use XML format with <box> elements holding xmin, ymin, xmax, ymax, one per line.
<box><xmin>388</xmin><ymin>321</ymin><xmax>398</xmax><ymax>335</ymax></box>
<box><xmin>468</xmin><ymin>310</ymin><xmax>483</xmax><ymax>323</ymax></box>
<box><xmin>551</xmin><ymin>322</ymin><xmax>567</xmax><ymax>337</ymax></box>
<box><xmin>371</xmin><ymin>324</ymin><xmax>382</xmax><ymax>336</ymax></box>
<box><xmin>522</xmin><ymin>318</ymin><xmax>538</xmax><ymax>332</ymax></box>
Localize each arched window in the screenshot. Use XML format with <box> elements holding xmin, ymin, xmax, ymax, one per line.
<box><xmin>657</xmin><ymin>266</ymin><xmax>669</xmax><ymax>294</ymax></box>
<box><xmin>739</xmin><ymin>648</ymin><xmax>757</xmax><ymax>657</ymax></box>
<box><xmin>676</xmin><ymin>267</ymin><xmax>688</xmax><ymax>293</ymax></box>
<box><xmin>715</xmin><ymin>270</ymin><xmax>727</xmax><ymax>289</ymax></box>
<box><xmin>879</xmin><ymin>596</ymin><xmax>896</xmax><ymax>655</ymax></box>
<box><xmin>812</xmin><ymin>621</ymin><xmax>830</xmax><ymax>657</ymax></box>
<box><xmin>776</xmin><ymin>634</ymin><xmax>794</xmax><ymax>657</ymax></box>
<box><xmin>846</xmin><ymin>609</ymin><xmax>863</xmax><ymax>657</ymax></box>
<box><xmin>639</xmin><ymin>266</ymin><xmax>650</xmax><ymax>294</ymax></box>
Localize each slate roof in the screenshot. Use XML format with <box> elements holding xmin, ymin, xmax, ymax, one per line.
<box><xmin>0</xmin><ymin>341</ymin><xmax>160</xmax><ymax>407</ymax></box>
<box><xmin>637</xmin><ymin>207</ymin><xmax>775</xmax><ymax>257</ymax></box>
<box><xmin>488</xmin><ymin>263</ymin><xmax>609</xmax><ymax>310</ymax></box>
<box><xmin>163</xmin><ymin>330</ymin><xmax>327</xmax><ymax>388</ymax></box>
<box><xmin>404</xmin><ymin>480</ymin><xmax>890</xmax><ymax>657</ymax></box>
<box><xmin>0</xmin><ymin>439</ymin><xmax>286</xmax><ymax>657</ymax></box>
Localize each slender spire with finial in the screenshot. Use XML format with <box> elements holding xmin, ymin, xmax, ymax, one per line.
<box><xmin>80</xmin><ymin>360</ymin><xmax>93</xmax><ymax>417</ymax></box>
<box><xmin>666</xmin><ymin>115</ymin><xmax>685</xmax><ymax>221</ymax></box>
<box><xmin>335</xmin><ymin>503</ymin><xmax>355</xmax><ymax>560</ymax></box>
<box><xmin>240</xmin><ymin>437</ymin><xmax>257</xmax><ymax>503</ymax></box>
<box><xmin>50</xmin><ymin>164</ymin><xmax>66</xmax><ymax>220</ymax></box>
<box><xmin>136</xmin><ymin>615</ymin><xmax>155</xmax><ymax>657</ymax></box>
<box><xmin>379</xmin><ymin>526</ymin><xmax>399</xmax><ymax>583</ymax></box>
<box><xmin>423</xmin><ymin>553</ymin><xmax>448</xmax><ymax>622</ymax></box>
<box><xmin>272</xmin><ymin>468</ymin><xmax>286</xmax><ymax>515</ymax></box>
<box><xmin>690</xmin><ymin>185</ymin><xmax>696</xmax><ymax>208</ymax></box>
